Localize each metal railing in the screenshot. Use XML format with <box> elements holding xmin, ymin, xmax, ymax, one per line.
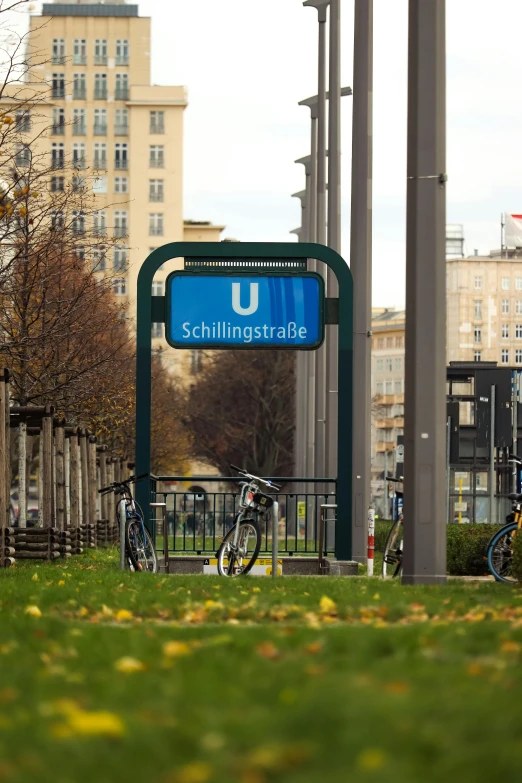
<box><xmin>149</xmin><ymin>475</ymin><xmax>337</xmax><ymax>557</ymax></box>
<box><xmin>73</xmin><ymin>124</ymin><xmax>86</xmax><ymax>136</ymax></box>
<box><xmin>94</xmin><ymin>89</ymin><xmax>108</xmax><ymax>100</ymax></box>
<box><xmin>73</xmin><ymin>55</ymin><xmax>87</xmax><ymax>66</ymax></box>
<box><xmin>73</xmin><ymin>89</ymin><xmax>87</xmax><ymax>100</ymax></box>
<box><xmin>115</xmin><ymin>89</ymin><xmax>129</xmax><ymax>101</ymax></box>
<box><xmin>114</xmin><ymin>159</ymin><xmax>128</xmax><ymax>170</ymax></box>
<box><xmin>94</xmin><ymin>124</ymin><xmax>107</xmax><ymax>136</ymax></box>
<box><xmin>115</xmin><ymin>124</ymin><xmax>128</xmax><ymax>136</ymax></box>
<box><xmin>116</xmin><ymin>56</ymin><xmax>129</xmax><ymax>66</ymax></box>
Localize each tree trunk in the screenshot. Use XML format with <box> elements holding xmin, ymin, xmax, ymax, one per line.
<box><xmin>55</xmin><ymin>421</ymin><xmax>65</xmax><ymax>532</ymax></box>
<box><xmin>18</xmin><ymin>421</ymin><xmax>27</xmax><ymax>528</ymax></box>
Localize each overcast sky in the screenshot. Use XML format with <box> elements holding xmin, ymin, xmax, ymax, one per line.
<box><xmin>16</xmin><ymin>1</ymin><xmax>522</xmax><ymax>306</ymax></box>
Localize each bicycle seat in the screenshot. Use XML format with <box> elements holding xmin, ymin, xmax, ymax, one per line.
<box><xmin>508</xmin><ymin>493</ymin><xmax>522</xmax><ymax>501</ymax></box>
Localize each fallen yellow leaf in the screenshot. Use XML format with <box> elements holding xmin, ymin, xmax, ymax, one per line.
<box><xmin>255</xmin><ymin>642</ymin><xmax>281</xmax><ymax>660</ymax></box>
<box><xmin>163</xmin><ymin>641</ymin><xmax>191</xmax><ymax>658</ymax></box>
<box><xmin>174</xmin><ymin>761</ymin><xmax>213</xmax><ymax>783</ymax></box>
<box><xmin>114</xmin><ymin>657</ymin><xmax>146</xmax><ymax>674</ymax></box>
<box><xmin>319</xmin><ymin>596</ymin><xmax>338</xmax><ymax>617</ymax></box>
<box><xmin>25</xmin><ymin>605</ymin><xmax>42</xmax><ymax>618</ymax></box>
<box><xmin>31</xmin><ymin>573</ymin><xmax>39</xmax><ymax>582</ymax></box>
<box><xmin>500</xmin><ymin>640</ymin><xmax>521</xmax><ymax>653</ymax></box>
<box><xmin>65</xmin><ymin>709</ymin><xmax>125</xmax><ymax>738</ymax></box>
<box><xmin>356</xmin><ymin>748</ymin><xmax>387</xmax><ymax>771</ymax></box>
<box><xmin>115</xmin><ymin>609</ymin><xmax>133</xmax><ymax>622</ymax></box>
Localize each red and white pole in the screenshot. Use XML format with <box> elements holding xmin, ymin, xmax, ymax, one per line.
<box><xmin>367</xmin><ymin>505</ymin><xmax>375</xmax><ymax>576</ymax></box>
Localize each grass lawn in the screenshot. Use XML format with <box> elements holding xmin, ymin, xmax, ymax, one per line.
<box><xmin>1</xmin><ymin>549</ymin><xmax>522</xmax><ymax>783</ymax></box>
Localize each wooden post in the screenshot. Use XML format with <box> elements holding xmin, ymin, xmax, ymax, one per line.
<box><xmin>64</xmin><ymin>433</ymin><xmax>71</xmax><ymax>528</ymax></box>
<box><xmin>0</xmin><ymin>370</ymin><xmax>8</xmax><ymax>529</ymax></box>
<box><xmin>80</xmin><ymin>429</ymin><xmax>90</xmax><ymax>525</ymax></box>
<box><xmin>38</xmin><ymin>429</ymin><xmax>44</xmax><ymax>527</ymax></box>
<box><xmin>88</xmin><ymin>435</ymin><xmax>98</xmax><ymax>523</ymax></box>
<box><xmin>18</xmin><ymin>420</ymin><xmax>27</xmax><ymax>528</ymax></box>
<box><xmin>98</xmin><ymin>446</ymin><xmax>108</xmax><ymax>520</ymax></box>
<box><xmin>55</xmin><ymin>419</ymin><xmax>65</xmax><ymax>532</ymax></box>
<box><xmin>69</xmin><ymin>428</ymin><xmax>80</xmax><ymax>528</ymax></box>
<box><xmin>41</xmin><ymin>407</ymin><xmax>53</xmax><ymax>528</ymax></box>
<box><xmin>51</xmin><ymin>420</ymin><xmax>56</xmax><ymax>527</ymax></box>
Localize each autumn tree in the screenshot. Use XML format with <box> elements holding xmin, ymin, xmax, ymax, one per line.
<box><xmin>182</xmin><ymin>351</ymin><xmax>295</xmax><ymax>479</ymax></box>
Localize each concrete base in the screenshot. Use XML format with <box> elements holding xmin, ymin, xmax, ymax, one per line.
<box><xmin>159</xmin><ymin>556</ymin><xmax>359</xmax><ymax>576</ymax></box>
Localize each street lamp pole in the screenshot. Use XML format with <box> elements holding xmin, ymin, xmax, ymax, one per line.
<box><xmin>350</xmin><ymin>0</ymin><xmax>373</xmax><ymax>563</ymax></box>
<box><xmin>402</xmin><ymin>0</ymin><xmax>447</xmax><ymax>584</ymax></box>
<box><xmin>292</xmin><ymin>189</ymin><xmax>308</xmax><ymax>478</ymax></box>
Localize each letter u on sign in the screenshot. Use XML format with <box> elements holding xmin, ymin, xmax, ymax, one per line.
<box><xmin>231</xmin><ymin>282</ymin><xmax>258</xmax><ymax>316</ymax></box>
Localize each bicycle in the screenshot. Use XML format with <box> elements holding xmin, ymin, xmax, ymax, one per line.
<box><xmin>486</xmin><ymin>457</ymin><xmax>522</xmax><ymax>583</ymax></box>
<box><xmin>382</xmin><ymin>476</ymin><xmax>404</xmax><ymax>579</ymax></box>
<box><xmin>216</xmin><ymin>465</ymin><xmax>280</xmax><ymax>577</ymax></box>
<box><xmin>98</xmin><ymin>473</ymin><xmax>158</xmax><ymax>573</ymax></box>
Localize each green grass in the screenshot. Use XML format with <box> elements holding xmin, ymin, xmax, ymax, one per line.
<box><xmin>1</xmin><ymin>549</ymin><xmax>522</xmax><ymax>782</ymax></box>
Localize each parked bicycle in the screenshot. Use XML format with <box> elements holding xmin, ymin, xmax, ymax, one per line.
<box><xmin>98</xmin><ymin>474</ymin><xmax>158</xmax><ymax>573</ymax></box>
<box><xmin>382</xmin><ymin>476</ymin><xmax>404</xmax><ymax>579</ymax></box>
<box><xmin>486</xmin><ymin>457</ymin><xmax>522</xmax><ymax>583</ymax></box>
<box><xmin>216</xmin><ymin>465</ymin><xmax>280</xmax><ymax>577</ymax></box>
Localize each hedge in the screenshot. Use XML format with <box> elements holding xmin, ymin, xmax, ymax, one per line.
<box><xmin>375</xmin><ymin>521</ymin><xmax>503</xmax><ymax>576</ymax></box>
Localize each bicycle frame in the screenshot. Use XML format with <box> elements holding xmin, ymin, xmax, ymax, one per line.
<box><xmin>116</xmin><ymin>486</ymin><xmax>149</xmax><ymax>570</ymax></box>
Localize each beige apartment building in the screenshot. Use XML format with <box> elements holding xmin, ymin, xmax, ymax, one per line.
<box><xmin>19</xmin><ymin>0</ymin><xmax>223</xmax><ymax>377</ymax></box>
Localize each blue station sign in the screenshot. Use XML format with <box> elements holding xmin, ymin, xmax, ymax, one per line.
<box><xmin>165</xmin><ymin>272</ymin><xmax>324</xmax><ymax>349</ymax></box>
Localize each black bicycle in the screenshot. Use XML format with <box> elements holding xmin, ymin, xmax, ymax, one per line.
<box><xmin>99</xmin><ymin>474</ymin><xmax>158</xmax><ymax>573</ymax></box>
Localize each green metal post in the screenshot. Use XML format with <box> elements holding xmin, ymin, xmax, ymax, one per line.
<box><xmin>135</xmin><ymin>242</ymin><xmax>353</xmax><ymax>559</ymax></box>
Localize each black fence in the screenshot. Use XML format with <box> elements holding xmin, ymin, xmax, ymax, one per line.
<box><xmin>149</xmin><ymin>475</ymin><xmax>337</xmax><ymax>556</ymax></box>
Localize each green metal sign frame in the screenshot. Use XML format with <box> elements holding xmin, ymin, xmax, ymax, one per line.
<box><xmin>135</xmin><ymin>242</ymin><xmax>354</xmax><ymax>560</ymax></box>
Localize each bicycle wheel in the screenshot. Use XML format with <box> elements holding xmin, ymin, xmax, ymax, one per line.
<box><xmin>125</xmin><ymin>517</ymin><xmax>158</xmax><ymax>573</ymax></box>
<box><xmin>382</xmin><ymin>518</ymin><xmax>403</xmax><ymax>578</ymax></box>
<box><xmin>487</xmin><ymin>522</ymin><xmax>518</xmax><ymax>583</ymax></box>
<box><xmin>217</xmin><ymin>517</ymin><xmax>261</xmax><ymax>577</ymax></box>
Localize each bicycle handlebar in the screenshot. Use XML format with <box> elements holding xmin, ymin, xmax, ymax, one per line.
<box><xmin>230</xmin><ymin>465</ymin><xmax>281</xmax><ymax>492</ymax></box>
<box><xmin>98</xmin><ymin>473</ymin><xmax>149</xmax><ymax>494</ymax></box>
<box><xmin>386</xmin><ymin>476</ymin><xmax>404</xmax><ymax>483</ymax></box>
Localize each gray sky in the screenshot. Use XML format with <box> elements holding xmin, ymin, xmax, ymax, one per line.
<box><xmin>19</xmin><ymin>1</ymin><xmax>522</xmax><ymax>306</ymax></box>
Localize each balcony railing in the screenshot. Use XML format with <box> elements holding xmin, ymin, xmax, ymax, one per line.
<box><xmin>52</xmin><ymin>124</ymin><xmax>65</xmax><ymax>135</ymax></box>
<box><xmin>150</xmin><ymin>124</ymin><xmax>165</xmax><ymax>134</ymax></box>
<box><xmin>52</xmin><ymin>55</ymin><xmax>66</xmax><ymax>65</ymax></box>
<box><xmin>114</xmin><ymin>124</ymin><xmax>128</xmax><ymax>136</ymax></box>
<box><xmin>15</xmin><ymin>155</ymin><xmax>30</xmax><ymax>168</ymax></box>
<box><xmin>72</xmin><ymin>157</ymin><xmax>87</xmax><ymax>170</ymax></box>
<box><xmin>93</xmin><ymin>158</ymin><xmax>107</xmax><ymax>170</ymax></box>
<box><xmin>94</xmin><ymin>124</ymin><xmax>107</xmax><ymax>136</ymax></box>
<box><xmin>94</xmin><ymin>55</ymin><xmax>108</xmax><ymax>66</ymax></box>
<box><xmin>51</xmin><ymin>158</ymin><xmax>64</xmax><ymax>170</ymax></box>
<box><xmin>73</xmin><ymin>88</ymin><xmax>87</xmax><ymax>100</ymax></box>
<box><xmin>113</xmin><ymin>226</ymin><xmax>128</xmax><ymax>239</ymax></box>
<box><xmin>94</xmin><ymin>89</ymin><xmax>108</xmax><ymax>100</ymax></box>
<box><xmin>149</xmin><ymin>158</ymin><xmax>164</xmax><ymax>168</ymax></box>
<box><xmin>114</xmin><ymin>159</ymin><xmax>128</xmax><ymax>170</ymax></box>
<box><xmin>72</xmin><ymin>225</ymin><xmax>86</xmax><ymax>236</ymax></box>
<box><xmin>73</xmin><ymin>55</ymin><xmax>87</xmax><ymax>65</ymax></box>
<box><xmin>149</xmin><ymin>226</ymin><xmax>164</xmax><ymax>236</ymax></box>
<box><xmin>52</xmin><ymin>87</ymin><xmax>65</xmax><ymax>99</ymax></box>
<box><xmin>73</xmin><ymin>124</ymin><xmax>86</xmax><ymax>136</ymax></box>
<box><xmin>93</xmin><ymin>226</ymin><xmax>107</xmax><ymax>237</ymax></box>
<box><xmin>115</xmin><ymin>56</ymin><xmax>129</xmax><ymax>66</ymax></box>
<box><xmin>114</xmin><ymin>88</ymin><xmax>129</xmax><ymax>101</ymax></box>
<box><xmin>149</xmin><ymin>193</ymin><xmax>164</xmax><ymax>202</ymax></box>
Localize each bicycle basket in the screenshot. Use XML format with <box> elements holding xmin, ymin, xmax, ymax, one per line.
<box><xmin>252</xmin><ymin>492</ymin><xmax>274</xmax><ymax>510</ymax></box>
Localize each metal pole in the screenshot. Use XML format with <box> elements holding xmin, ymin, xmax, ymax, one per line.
<box><xmin>292</xmin><ymin>189</ymin><xmax>308</xmax><ymax>479</ymax></box>
<box><xmin>490</xmin><ymin>384</ymin><xmax>496</xmax><ymax>524</ymax></box>
<box><xmin>402</xmin><ymin>0</ymin><xmax>447</xmax><ymax>585</ymax></box>
<box><xmin>272</xmin><ymin>500</ymin><xmax>279</xmax><ymax>579</ymax></box>
<box><xmin>120</xmin><ymin>499</ymin><xmax>126</xmax><ymax>571</ymax></box>
<box><xmin>446</xmin><ymin>416</ymin><xmax>451</xmax><ymax>524</ymax></box>
<box><xmin>350</xmin><ymin>0</ymin><xmax>373</xmax><ymax>563</ymax></box>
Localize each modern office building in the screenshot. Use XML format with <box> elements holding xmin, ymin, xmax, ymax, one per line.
<box><xmin>20</xmin><ymin>0</ymin><xmax>224</xmax><ymax>377</ymax></box>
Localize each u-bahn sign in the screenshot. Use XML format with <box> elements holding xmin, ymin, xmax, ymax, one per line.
<box><xmin>134</xmin><ymin>242</ymin><xmax>353</xmax><ymax>561</ymax></box>
<box><xmin>166</xmin><ymin>272</ymin><xmax>324</xmax><ymax>349</ymax></box>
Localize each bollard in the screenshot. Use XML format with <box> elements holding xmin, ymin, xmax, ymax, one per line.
<box><xmin>272</xmin><ymin>501</ymin><xmax>279</xmax><ymax>579</ymax></box>
<box><xmin>367</xmin><ymin>504</ymin><xmax>375</xmax><ymax>576</ymax></box>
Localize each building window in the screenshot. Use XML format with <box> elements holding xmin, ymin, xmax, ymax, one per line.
<box><xmin>517</xmin><ymin>279</ymin><xmax>522</xmax><ymax>291</ymax></box>
<box><xmin>93</xmin><ymin>175</ymin><xmax>107</xmax><ymax>194</ymax></box>
<box><xmin>93</xmin><ymin>209</ymin><xmax>107</xmax><ymax>237</ymax></box>
<box><xmin>149</xmin><ymin>213</ymin><xmax>164</xmax><ymax>236</ymax></box>
<box><xmin>73</xmin><ymin>73</ymin><xmax>86</xmax><ymax>100</ymax></box>
<box><xmin>94</xmin><ymin>39</ymin><xmax>108</xmax><ymax>66</ymax></box>
<box><xmin>51</xmin><ymin>211</ymin><xmax>64</xmax><ymax>230</ymax></box>
<box><xmin>51</xmin><ymin>142</ymin><xmax>64</xmax><ymax>169</ymax></box>
<box><xmin>52</xmin><ymin>73</ymin><xmax>65</xmax><ymax>99</ymax></box>
<box><xmin>113</xmin><ymin>278</ymin><xmax>126</xmax><ymax>296</ymax></box>
<box><xmin>52</xmin><ymin>38</ymin><xmax>66</xmax><ymax>65</ymax></box>
<box><xmin>474</xmin><ymin>350</ymin><xmax>482</xmax><ymax>362</ymax></box>
<box><xmin>150</xmin><ymin>111</ymin><xmax>165</xmax><ymax>134</ymax></box>
<box><xmin>149</xmin><ymin>145</ymin><xmax>164</xmax><ymax>168</ymax></box>
<box><xmin>94</xmin><ymin>73</ymin><xmax>108</xmax><ymax>100</ymax></box>
<box><xmin>502</xmin><ymin>349</ymin><xmax>510</xmax><ymax>365</ymax></box>
<box><xmin>502</xmin><ymin>299</ymin><xmax>510</xmax><ymax>315</ymax></box>
<box><xmin>376</xmin><ymin>359</ymin><xmax>383</xmax><ymax>371</ymax></box>
<box><xmin>73</xmin><ymin>39</ymin><xmax>87</xmax><ymax>65</ymax></box>
<box><xmin>115</xmin><ymin>73</ymin><xmax>129</xmax><ymax>100</ymax></box>
<box><xmin>395</xmin><ymin>357</ymin><xmax>402</xmax><ymax>370</ymax></box>
<box><xmin>502</xmin><ymin>323</ymin><xmax>509</xmax><ymax>339</ymax></box>
<box><xmin>395</xmin><ymin>380</ymin><xmax>402</xmax><ymax>393</ymax></box>
<box><xmin>76</xmin><ymin>247</ymin><xmax>86</xmax><ymax>263</ymax></box>
<box><xmin>396</xmin><ymin>336</ymin><xmax>404</xmax><ymax>348</ymax></box>
<box><xmin>385</xmin><ymin>381</ymin><xmax>393</xmax><ymax>394</ymax></box>
<box><xmin>377</xmin><ymin>338</ymin><xmax>384</xmax><ymax>349</ymax></box>
<box><xmin>114</xmin><ymin>143</ymin><xmax>128</xmax><ymax>170</ymax></box>
<box><xmin>502</xmin><ymin>277</ymin><xmax>510</xmax><ymax>290</ymax></box>
<box><xmin>191</xmin><ymin>350</ymin><xmax>202</xmax><ymax>375</ymax></box>
<box><xmin>72</xmin><ymin>211</ymin><xmax>85</xmax><ymax>235</ymax></box>
<box><xmin>376</xmin><ymin>382</ymin><xmax>383</xmax><ymax>395</ymax></box>
<box><xmin>72</xmin><ymin>175</ymin><xmax>86</xmax><ymax>193</ymax></box>
<box><xmin>474</xmin><ymin>276</ymin><xmax>483</xmax><ymax>290</ymax></box>
<box><xmin>94</xmin><ymin>108</ymin><xmax>107</xmax><ymax>135</ymax></box>
<box><xmin>516</xmin><ymin>301</ymin><xmax>522</xmax><ymax>315</ymax></box>
<box><xmin>115</xmin><ymin>109</ymin><xmax>128</xmax><ymax>135</ymax></box>
<box><xmin>386</xmin><ymin>337</ymin><xmax>393</xmax><ymax>348</ymax></box>
<box><xmin>115</xmin><ymin>39</ymin><xmax>129</xmax><ymax>66</ymax></box>
<box><xmin>73</xmin><ymin>108</ymin><xmax>86</xmax><ymax>135</ymax></box>
<box><xmin>15</xmin><ymin>111</ymin><xmax>31</xmax><ymax>132</ymax></box>
<box><xmin>93</xmin><ymin>142</ymin><xmax>107</xmax><ymax>170</ymax></box>
<box><xmin>151</xmin><ymin>323</ymin><xmax>163</xmax><ymax>339</ymax></box>
<box><xmin>385</xmin><ymin>358</ymin><xmax>393</xmax><ymax>371</ymax></box>
<box><xmin>149</xmin><ymin>179</ymin><xmax>164</xmax><ymax>202</ymax></box>
<box><xmin>114</xmin><ymin>176</ymin><xmax>128</xmax><ymax>194</ymax></box>
<box><xmin>93</xmin><ymin>247</ymin><xmax>107</xmax><ymax>272</ymax></box>
<box><xmin>474</xmin><ymin>327</ymin><xmax>482</xmax><ymax>343</ymax></box>
<box><xmin>50</xmin><ymin>176</ymin><xmax>64</xmax><ymax>192</ymax></box>
<box><xmin>517</xmin><ymin>325</ymin><xmax>522</xmax><ymax>339</ymax></box>
<box><xmin>72</xmin><ymin>142</ymin><xmax>86</xmax><ymax>169</ymax></box>
<box><xmin>152</xmin><ymin>281</ymin><xmax>164</xmax><ymax>296</ymax></box>
<box><xmin>114</xmin><ymin>210</ymin><xmax>128</xmax><ymax>239</ymax></box>
<box><xmin>15</xmin><ymin>144</ymin><xmax>31</xmax><ymax>167</ymax></box>
<box><xmin>516</xmin><ymin>350</ymin><xmax>522</xmax><ymax>365</ymax></box>
<box><xmin>52</xmin><ymin>108</ymin><xmax>65</xmax><ymax>135</ymax></box>
<box><xmin>474</xmin><ymin>300</ymin><xmax>482</xmax><ymax>319</ymax></box>
<box><xmin>113</xmin><ymin>247</ymin><xmax>128</xmax><ymax>271</ymax></box>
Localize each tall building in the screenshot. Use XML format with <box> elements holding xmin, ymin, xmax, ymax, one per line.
<box><xmin>22</xmin><ymin>0</ymin><xmax>224</xmax><ymax>377</ymax></box>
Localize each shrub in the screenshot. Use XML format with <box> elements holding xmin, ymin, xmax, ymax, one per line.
<box><xmin>375</xmin><ymin>520</ymin><xmax>502</xmax><ymax>576</ymax></box>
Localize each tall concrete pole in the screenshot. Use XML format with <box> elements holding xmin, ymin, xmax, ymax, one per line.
<box><xmin>350</xmin><ymin>0</ymin><xmax>373</xmax><ymax>563</ymax></box>
<box><xmin>402</xmin><ymin>0</ymin><xmax>447</xmax><ymax>585</ymax></box>
<box><xmin>292</xmin><ymin>189</ymin><xmax>308</xmax><ymax>478</ymax></box>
